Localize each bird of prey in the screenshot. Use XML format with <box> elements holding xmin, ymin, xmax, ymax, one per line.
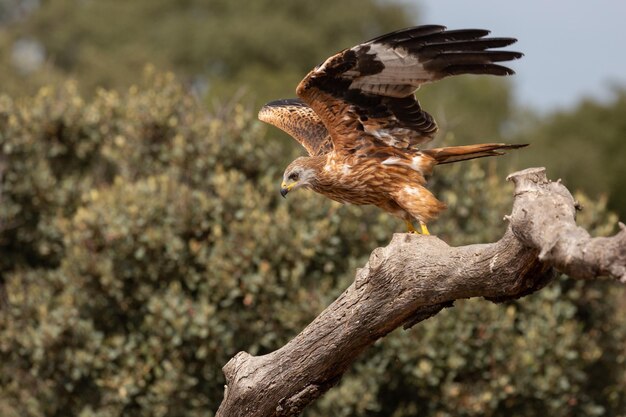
<box><xmin>259</xmin><ymin>25</ymin><xmax>526</xmax><ymax>234</ymax></box>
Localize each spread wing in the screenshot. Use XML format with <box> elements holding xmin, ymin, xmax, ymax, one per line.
<box><xmin>258</xmin><ymin>98</ymin><xmax>332</xmax><ymax>156</ymax></box>
<box><xmin>296</xmin><ymin>25</ymin><xmax>522</xmax><ymax>153</ymax></box>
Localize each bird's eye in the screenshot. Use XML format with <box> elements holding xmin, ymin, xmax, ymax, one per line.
<box><xmin>288</xmin><ymin>172</ymin><xmax>299</xmax><ymax>181</ymax></box>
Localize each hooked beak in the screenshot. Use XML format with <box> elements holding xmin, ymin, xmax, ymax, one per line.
<box><xmin>280</xmin><ymin>181</ymin><xmax>295</xmax><ymax>198</ymax></box>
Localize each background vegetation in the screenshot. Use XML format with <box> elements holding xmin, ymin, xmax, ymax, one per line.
<box><xmin>0</xmin><ymin>1</ymin><xmax>624</xmax><ymax>416</ymax></box>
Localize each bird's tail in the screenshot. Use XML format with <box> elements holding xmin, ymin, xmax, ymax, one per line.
<box><xmin>423</xmin><ymin>143</ymin><xmax>528</xmax><ymax>165</ymax></box>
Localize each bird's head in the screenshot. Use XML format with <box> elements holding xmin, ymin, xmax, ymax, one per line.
<box><xmin>280</xmin><ymin>157</ymin><xmax>320</xmax><ymax>198</ymax></box>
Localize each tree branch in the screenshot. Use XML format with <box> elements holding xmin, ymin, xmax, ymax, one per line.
<box><xmin>215</xmin><ymin>167</ymin><xmax>625</xmax><ymax>417</ymax></box>
<box><xmin>507</xmin><ymin>168</ymin><xmax>626</xmax><ymax>282</ymax></box>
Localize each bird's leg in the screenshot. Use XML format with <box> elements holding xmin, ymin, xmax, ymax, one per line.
<box><xmin>420</xmin><ymin>221</ymin><xmax>430</xmax><ymax>235</ymax></box>
<box><xmin>405</xmin><ymin>220</ymin><xmax>418</xmax><ymax>234</ymax></box>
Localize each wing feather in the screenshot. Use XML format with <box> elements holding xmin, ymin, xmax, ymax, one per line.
<box><xmin>296</xmin><ymin>25</ymin><xmax>522</xmax><ymax>153</ymax></box>
<box><xmin>258</xmin><ymin>98</ymin><xmax>332</xmax><ymax>156</ymax></box>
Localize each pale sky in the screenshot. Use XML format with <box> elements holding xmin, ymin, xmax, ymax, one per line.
<box><xmin>404</xmin><ymin>0</ymin><xmax>626</xmax><ymax>111</ymax></box>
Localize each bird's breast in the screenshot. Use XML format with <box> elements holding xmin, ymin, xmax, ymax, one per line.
<box><xmin>314</xmin><ymin>154</ymin><xmax>426</xmax><ymax>205</ymax></box>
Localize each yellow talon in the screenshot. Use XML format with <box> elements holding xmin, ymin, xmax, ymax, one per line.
<box><xmin>405</xmin><ymin>220</ymin><xmax>430</xmax><ymax>235</ymax></box>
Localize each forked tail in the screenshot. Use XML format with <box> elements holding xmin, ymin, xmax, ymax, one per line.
<box><xmin>423</xmin><ymin>143</ymin><xmax>528</xmax><ymax>165</ymax></box>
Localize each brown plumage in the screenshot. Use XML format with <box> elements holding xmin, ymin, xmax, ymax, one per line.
<box><xmin>259</xmin><ymin>25</ymin><xmax>527</xmax><ymax>233</ymax></box>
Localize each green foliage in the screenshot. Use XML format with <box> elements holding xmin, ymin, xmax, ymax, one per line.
<box><xmin>0</xmin><ymin>74</ymin><xmax>624</xmax><ymax>417</ymax></box>
<box><xmin>0</xmin><ymin>0</ymin><xmax>411</xmax><ymax>105</ymax></box>
<box><xmin>0</xmin><ymin>81</ymin><xmax>112</xmax><ymax>272</ymax></box>
<box><xmin>0</xmin><ymin>72</ymin><xmax>392</xmax><ymax>416</ymax></box>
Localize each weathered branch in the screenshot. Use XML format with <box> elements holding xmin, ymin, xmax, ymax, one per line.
<box><xmin>216</xmin><ymin>167</ymin><xmax>625</xmax><ymax>417</ymax></box>
<box><xmin>507</xmin><ymin>168</ymin><xmax>626</xmax><ymax>282</ymax></box>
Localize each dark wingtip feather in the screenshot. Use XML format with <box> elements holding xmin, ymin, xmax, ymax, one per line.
<box><xmin>444</xmin><ymin>63</ymin><xmax>518</xmax><ymax>76</ymax></box>
<box><xmin>433</xmin><ymin>28</ymin><xmax>491</xmax><ymax>38</ymax></box>
<box><xmin>488</xmin><ymin>37</ymin><xmax>519</xmax><ymax>48</ymax></box>
<box><xmin>419</xmin><ymin>37</ymin><xmax>519</xmax><ymax>56</ymax></box>
<box><xmin>432</xmin><ymin>51</ymin><xmax>524</xmax><ymax>67</ymax></box>
<box><xmin>365</xmin><ymin>24</ymin><xmax>447</xmax><ymax>44</ymax></box>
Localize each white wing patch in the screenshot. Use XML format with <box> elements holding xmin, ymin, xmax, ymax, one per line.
<box><xmin>402</xmin><ymin>185</ymin><xmax>426</xmax><ymax>199</ymax></box>
<box><xmin>382</xmin><ymin>154</ymin><xmax>431</xmax><ymax>175</ymax></box>
<box><xmin>347</xmin><ymin>43</ymin><xmax>433</xmax><ymax>97</ymax></box>
<box><xmin>381</xmin><ymin>157</ymin><xmax>404</xmax><ymax>166</ymax></box>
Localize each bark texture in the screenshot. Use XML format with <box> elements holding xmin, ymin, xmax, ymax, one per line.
<box><xmin>216</xmin><ymin>167</ymin><xmax>626</xmax><ymax>417</ymax></box>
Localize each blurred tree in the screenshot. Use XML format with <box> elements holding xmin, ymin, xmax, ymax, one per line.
<box><xmin>514</xmin><ymin>89</ymin><xmax>626</xmax><ymax>218</ymax></box>
<box><xmin>0</xmin><ymin>0</ymin><xmax>38</xmax><ymax>24</ymax></box>
<box><xmin>0</xmin><ymin>0</ymin><xmax>411</xmax><ymax>104</ymax></box>
<box><xmin>420</xmin><ymin>77</ymin><xmax>517</xmax><ymax>147</ymax></box>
